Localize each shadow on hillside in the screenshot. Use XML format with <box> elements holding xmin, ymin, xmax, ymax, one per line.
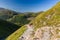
<box><xmin>0</xmin><ymin>19</ymin><xmax>21</xmax><ymax>40</ymax></box>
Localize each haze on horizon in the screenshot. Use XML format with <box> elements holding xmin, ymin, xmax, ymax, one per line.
<box><xmin>0</xmin><ymin>0</ymin><xmax>60</xmax><ymax>12</ymax></box>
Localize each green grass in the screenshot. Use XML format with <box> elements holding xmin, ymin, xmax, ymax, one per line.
<box><xmin>5</xmin><ymin>25</ymin><xmax>27</xmax><ymax>40</ymax></box>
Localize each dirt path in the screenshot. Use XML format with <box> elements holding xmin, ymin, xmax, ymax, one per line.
<box><xmin>18</xmin><ymin>24</ymin><xmax>34</xmax><ymax>40</ymax></box>
<box><xmin>18</xmin><ymin>25</ymin><xmax>60</xmax><ymax>40</ymax></box>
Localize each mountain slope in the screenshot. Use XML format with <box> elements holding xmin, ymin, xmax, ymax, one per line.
<box><xmin>5</xmin><ymin>12</ymin><xmax>43</xmax><ymax>40</ymax></box>
<box><xmin>31</xmin><ymin>2</ymin><xmax>60</xmax><ymax>30</ymax></box>
<box><xmin>8</xmin><ymin>14</ymin><xmax>30</xmax><ymax>26</ymax></box>
<box><xmin>25</xmin><ymin>2</ymin><xmax>60</xmax><ymax>40</ymax></box>
<box><xmin>8</xmin><ymin>12</ymin><xmax>42</xmax><ymax>26</ymax></box>
<box><xmin>5</xmin><ymin>25</ymin><xmax>27</xmax><ymax>40</ymax></box>
<box><xmin>0</xmin><ymin>19</ymin><xmax>20</xmax><ymax>40</ymax></box>
<box><xmin>19</xmin><ymin>2</ymin><xmax>60</xmax><ymax>40</ymax></box>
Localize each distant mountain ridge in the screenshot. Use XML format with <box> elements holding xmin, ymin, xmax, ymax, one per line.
<box><xmin>0</xmin><ymin>8</ymin><xmax>19</xmax><ymax>20</ymax></box>
<box><xmin>0</xmin><ymin>8</ymin><xmax>43</xmax><ymax>26</ymax></box>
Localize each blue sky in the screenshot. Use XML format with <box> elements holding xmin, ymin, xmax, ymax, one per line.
<box><xmin>0</xmin><ymin>0</ymin><xmax>59</xmax><ymax>12</ymax></box>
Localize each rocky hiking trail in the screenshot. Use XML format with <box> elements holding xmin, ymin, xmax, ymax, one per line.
<box><xmin>18</xmin><ymin>25</ymin><xmax>60</xmax><ymax>40</ymax></box>
<box><xmin>18</xmin><ymin>24</ymin><xmax>34</xmax><ymax>40</ymax></box>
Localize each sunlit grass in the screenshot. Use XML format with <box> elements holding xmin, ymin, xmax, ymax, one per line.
<box><xmin>5</xmin><ymin>25</ymin><xmax>27</xmax><ymax>40</ymax></box>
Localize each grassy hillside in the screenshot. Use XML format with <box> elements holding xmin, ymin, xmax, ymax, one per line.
<box><xmin>0</xmin><ymin>19</ymin><xmax>20</xmax><ymax>40</ymax></box>
<box><xmin>30</xmin><ymin>2</ymin><xmax>60</xmax><ymax>30</ymax></box>
<box><xmin>5</xmin><ymin>12</ymin><xmax>43</xmax><ymax>40</ymax></box>
<box><xmin>5</xmin><ymin>25</ymin><xmax>27</xmax><ymax>40</ymax></box>
<box><xmin>8</xmin><ymin>14</ymin><xmax>30</xmax><ymax>26</ymax></box>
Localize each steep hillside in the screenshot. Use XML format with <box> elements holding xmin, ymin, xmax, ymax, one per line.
<box><xmin>19</xmin><ymin>2</ymin><xmax>60</xmax><ymax>40</ymax></box>
<box><xmin>5</xmin><ymin>12</ymin><xmax>43</xmax><ymax>40</ymax></box>
<box><xmin>0</xmin><ymin>19</ymin><xmax>20</xmax><ymax>40</ymax></box>
<box><xmin>24</xmin><ymin>2</ymin><xmax>60</xmax><ymax>40</ymax></box>
<box><xmin>8</xmin><ymin>14</ymin><xmax>30</xmax><ymax>26</ymax></box>
<box><xmin>31</xmin><ymin>2</ymin><xmax>60</xmax><ymax>30</ymax></box>
<box><xmin>6</xmin><ymin>25</ymin><xmax>27</xmax><ymax>40</ymax></box>
<box><xmin>6</xmin><ymin>2</ymin><xmax>60</xmax><ymax>40</ymax></box>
